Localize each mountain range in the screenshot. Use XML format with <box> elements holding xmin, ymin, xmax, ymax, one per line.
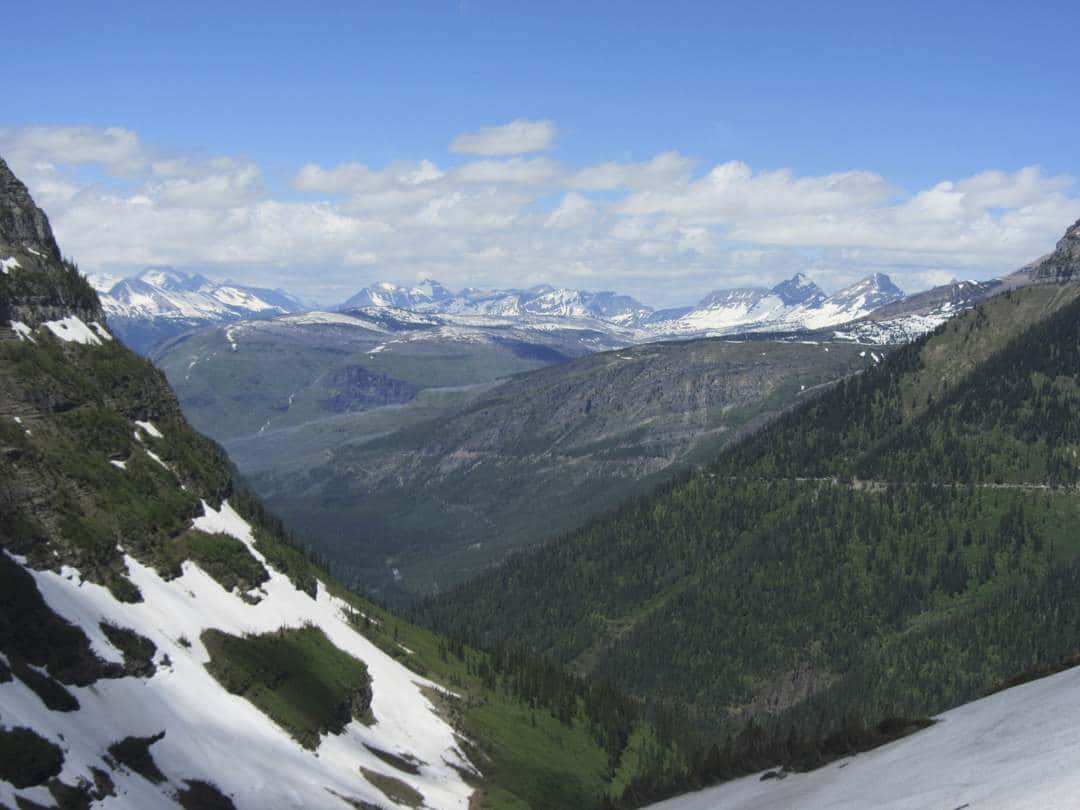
<box><xmin>7</xmin><ymin>147</ymin><xmax>1080</xmax><ymax>810</ymax></box>
<box><xmin>89</xmin><ymin>268</ymin><xmax>306</xmax><ymax>354</ymax></box>
<box><xmin>0</xmin><ymin>155</ymin><xmax>684</xmax><ymax>809</ymax></box>
<box><xmin>421</xmin><ymin>216</ymin><xmax>1080</xmax><ymax>802</ymax></box>
<box><xmin>337</xmin><ymin>271</ymin><xmax>908</xmax><ymax>337</ymax></box>
<box><xmin>92</xmin><ymin>263</ymin><xmax>986</xmax><ymax>358</ymax></box>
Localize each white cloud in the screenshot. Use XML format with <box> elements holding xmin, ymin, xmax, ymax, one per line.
<box><xmin>1</xmin><ymin>124</ymin><xmax>1077</xmax><ymax>307</ymax></box>
<box><xmin>0</xmin><ymin>125</ymin><xmax>147</xmax><ymax>176</ymax></box>
<box><xmin>449</xmin><ymin>119</ymin><xmax>555</xmax><ymax>155</ymax></box>
<box><xmin>450</xmin><ymin>157</ymin><xmax>562</xmax><ymax>187</ymax></box>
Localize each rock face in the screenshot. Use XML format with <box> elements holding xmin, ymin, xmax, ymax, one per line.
<box><xmin>0</xmin><ymin>153</ymin><xmax>481</xmax><ymax>810</ymax></box>
<box><xmin>319</xmin><ymin>365</ymin><xmax>419</xmax><ymax>412</ymax></box>
<box><xmin>1032</xmin><ymin>218</ymin><xmax>1080</xmax><ymax>282</ymax></box>
<box><xmin>0</xmin><ymin>157</ymin><xmax>61</xmax><ymax>263</ymax></box>
<box><xmin>0</xmin><ymin>159</ymin><xmax>101</xmax><ymax>327</ymax></box>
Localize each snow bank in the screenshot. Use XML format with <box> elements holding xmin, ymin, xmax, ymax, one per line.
<box><xmin>90</xmin><ymin>322</ymin><xmax>114</xmax><ymax>341</ymax></box>
<box><xmin>649</xmin><ymin>666</ymin><xmax>1080</xmax><ymax>810</ymax></box>
<box><xmin>42</xmin><ymin>316</ymin><xmax>103</xmax><ymax>346</ymax></box>
<box><xmin>0</xmin><ymin>501</ymin><xmax>475</xmax><ymax>810</ymax></box>
<box><xmin>134</xmin><ymin>420</ymin><xmax>164</xmax><ymax>439</ymax></box>
<box><xmin>10</xmin><ymin>321</ymin><xmax>36</xmax><ymax>343</ymax></box>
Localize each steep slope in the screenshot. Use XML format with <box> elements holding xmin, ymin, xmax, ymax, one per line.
<box><xmin>94</xmin><ymin>268</ymin><xmax>305</xmax><ymax>355</ymax></box>
<box><xmin>238</xmin><ymin>336</ymin><xmax>876</xmax><ymax>598</ymax></box>
<box><xmin>421</xmin><ymin>234</ymin><xmax>1080</xmax><ymax>794</ymax></box>
<box><xmin>1029</xmin><ymin>216</ymin><xmax>1080</xmax><ymax>282</ymax></box>
<box><xmin>0</xmin><ymin>156</ymin><xmax>671</xmax><ymax>810</ymax></box>
<box><xmin>649</xmin><ymin>662</ymin><xmax>1080</xmax><ymax>810</ymax></box>
<box><xmin>832</xmin><ymin>278</ymin><xmax>1001</xmax><ymax>344</ymax></box>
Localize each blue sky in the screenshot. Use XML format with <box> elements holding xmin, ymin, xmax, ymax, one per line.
<box><xmin>4</xmin><ymin>1</ymin><xmax>1079</xmax><ymax>305</ymax></box>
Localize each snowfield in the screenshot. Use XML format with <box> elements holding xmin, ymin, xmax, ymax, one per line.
<box><xmin>41</xmin><ymin>316</ymin><xmax>107</xmax><ymax>346</ymax></box>
<box><xmin>648</xmin><ymin>664</ymin><xmax>1080</xmax><ymax>810</ymax></box>
<box><xmin>0</xmin><ymin>500</ymin><xmax>476</xmax><ymax>810</ymax></box>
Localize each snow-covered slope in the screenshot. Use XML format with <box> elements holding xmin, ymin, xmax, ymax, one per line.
<box><xmin>641</xmin><ymin>273</ymin><xmax>905</xmax><ymax>337</ymax></box>
<box><xmin>648</xmin><ymin>663</ymin><xmax>1080</xmax><ymax>810</ymax></box>
<box><xmin>0</xmin><ymin>156</ymin><xmax>477</xmax><ymax>810</ymax></box>
<box><xmin>1</xmin><ymin>501</ymin><xmax>475</xmax><ymax>810</ymax></box>
<box><xmin>95</xmin><ymin>268</ymin><xmax>305</xmax><ymax>354</ymax></box>
<box><xmin>339</xmin><ymin>279</ymin><xmax>652</xmax><ymax>325</ymax></box>
<box><xmin>831</xmin><ymin>279</ymin><xmax>1002</xmax><ymax>345</ymax></box>
<box><xmin>98</xmin><ymin>268</ymin><xmax>303</xmax><ymax>322</ymax></box>
<box><xmin>337</xmin><ymin>273</ymin><xmax>909</xmax><ymax>341</ymax></box>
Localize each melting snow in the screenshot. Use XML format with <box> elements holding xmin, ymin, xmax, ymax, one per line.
<box><xmin>648</xmin><ymin>666</ymin><xmax>1080</xmax><ymax>810</ymax></box>
<box><xmin>1</xmin><ymin>257</ymin><xmax>20</xmax><ymax>274</ymax></box>
<box><xmin>134</xmin><ymin>420</ymin><xmax>164</xmax><ymax>439</ymax></box>
<box><xmin>42</xmin><ymin>316</ymin><xmax>103</xmax><ymax>346</ymax></box>
<box><xmin>89</xmin><ymin>321</ymin><xmax>113</xmax><ymax>341</ymax></box>
<box><xmin>110</xmin><ymin>459</ymin><xmax>128</xmax><ymax>470</ymax></box>
<box><xmin>10</xmin><ymin>321</ymin><xmax>36</xmax><ymax>343</ymax></box>
<box><xmin>0</xmin><ymin>500</ymin><xmax>475</xmax><ymax>809</ymax></box>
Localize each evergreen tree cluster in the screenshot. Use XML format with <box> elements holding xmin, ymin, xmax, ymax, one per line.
<box><xmin>419</xmin><ymin>284</ymin><xmax>1080</xmax><ymax>802</ymax></box>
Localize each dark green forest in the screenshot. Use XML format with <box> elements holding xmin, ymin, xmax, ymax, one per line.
<box><xmin>418</xmin><ymin>282</ymin><xmax>1080</xmax><ymax>802</ymax></box>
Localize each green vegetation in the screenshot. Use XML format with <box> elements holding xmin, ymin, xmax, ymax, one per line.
<box><xmin>108</xmin><ymin>732</ymin><xmax>167</xmax><ymax>784</ymax></box>
<box><xmin>359</xmin><ymin>767</ymin><xmax>424</xmax><ymax>808</ymax></box>
<box><xmin>159</xmin><ymin>529</ymin><xmax>268</xmax><ymax>594</ymax></box>
<box><xmin>176</xmin><ymin>780</ymin><xmax>236</xmax><ymax>810</ymax></box>
<box><xmin>0</xmin><ymin>726</ymin><xmax>64</xmax><ymax>789</ymax></box>
<box><xmin>421</xmin><ymin>282</ymin><xmax>1080</xmax><ymax>802</ymax></box>
<box><xmin>241</xmin><ymin>338</ymin><xmax>871</xmax><ymax>600</ymax></box>
<box><xmin>0</xmin><ymin>551</ymin><xmax>118</xmax><ymax>687</ymax></box>
<box><xmin>202</xmin><ymin>625</ymin><xmax>372</xmax><ymax>750</ymax></box>
<box><xmin>100</xmin><ymin>621</ymin><xmax>157</xmax><ymax>678</ymax></box>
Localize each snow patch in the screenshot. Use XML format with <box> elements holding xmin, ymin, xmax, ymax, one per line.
<box><xmin>89</xmin><ymin>321</ymin><xmax>113</xmax><ymax>341</ymax></box>
<box><xmin>9</xmin><ymin>321</ymin><xmax>36</xmax><ymax>343</ymax></box>
<box><xmin>0</xmin><ymin>502</ymin><xmax>476</xmax><ymax>809</ymax></box>
<box><xmin>1</xmin><ymin>256</ymin><xmax>20</xmax><ymax>274</ymax></box>
<box><xmin>134</xmin><ymin>420</ymin><xmax>164</xmax><ymax>439</ymax></box>
<box><xmin>42</xmin><ymin>316</ymin><xmax>103</xmax><ymax>346</ymax></box>
<box><xmin>648</xmin><ymin>665</ymin><xmax>1080</xmax><ymax>810</ymax></box>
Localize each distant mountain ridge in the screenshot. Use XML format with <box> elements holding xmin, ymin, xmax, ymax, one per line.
<box><xmin>338</xmin><ymin>271</ymin><xmax>907</xmax><ymax>337</ymax></box>
<box><xmin>92</xmin><ymin>267</ymin><xmax>306</xmax><ymax>354</ymax></box>
<box><xmin>96</xmin><ymin>250</ymin><xmax>1048</xmax><ymax>357</ymax></box>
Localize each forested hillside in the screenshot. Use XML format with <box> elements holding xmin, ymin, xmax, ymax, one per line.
<box><xmin>420</xmin><ymin>257</ymin><xmax>1080</xmax><ymax>799</ymax></box>
<box><xmin>0</xmin><ymin>155</ymin><xmax>678</xmax><ymax>809</ymax></box>
<box><xmin>243</xmin><ymin>336</ymin><xmax>873</xmax><ymax>599</ymax></box>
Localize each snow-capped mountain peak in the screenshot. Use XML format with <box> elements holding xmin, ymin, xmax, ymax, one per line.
<box><xmin>97</xmin><ymin>268</ymin><xmax>306</xmax><ymax>354</ymax></box>
<box><xmin>771</xmin><ymin>273</ymin><xmax>827</xmax><ymax>307</ymax></box>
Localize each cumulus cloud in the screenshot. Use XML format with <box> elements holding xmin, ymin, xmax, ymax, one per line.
<box><xmin>449</xmin><ymin>119</ymin><xmax>555</xmax><ymax>155</ymax></box>
<box><xmin>1</xmin><ymin>124</ymin><xmax>1077</xmax><ymax>306</ymax></box>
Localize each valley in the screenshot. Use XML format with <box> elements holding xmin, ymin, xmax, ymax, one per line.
<box><xmin>6</xmin><ymin>5</ymin><xmax>1080</xmax><ymax>809</ymax></box>
<box><xmin>0</xmin><ymin>158</ymin><xmax>682</xmax><ymax>809</ymax></box>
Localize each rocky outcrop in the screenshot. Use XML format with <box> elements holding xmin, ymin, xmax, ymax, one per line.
<box><xmin>0</xmin><ymin>157</ymin><xmax>61</xmax><ymax>263</ymax></box>
<box><xmin>0</xmin><ymin>155</ymin><xmax>101</xmax><ymax>326</ymax></box>
<box><xmin>319</xmin><ymin>365</ymin><xmax>419</xmax><ymax>412</ymax></box>
<box><xmin>1031</xmin><ymin>218</ymin><xmax>1080</xmax><ymax>282</ymax></box>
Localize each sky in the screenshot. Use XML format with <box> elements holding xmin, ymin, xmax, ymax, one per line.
<box><xmin>3</xmin><ymin>0</ymin><xmax>1079</xmax><ymax>307</ymax></box>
